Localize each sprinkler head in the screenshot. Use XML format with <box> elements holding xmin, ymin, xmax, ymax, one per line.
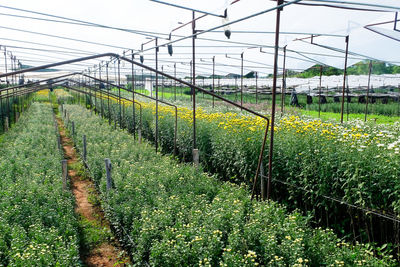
<box><xmin>168</xmin><ymin>44</ymin><xmax>173</xmax><ymax>56</ymax></box>
<box><xmin>224</xmin><ymin>29</ymin><xmax>231</xmax><ymax>39</ymax></box>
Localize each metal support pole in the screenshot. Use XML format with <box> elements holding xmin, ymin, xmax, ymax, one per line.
<box><xmin>365</xmin><ymin>61</ymin><xmax>372</xmax><ymax>122</ymax></box>
<box><xmin>94</xmin><ymin>70</ymin><xmax>97</xmax><ymax>113</ymax></box>
<box><xmin>318</xmin><ymin>65</ymin><xmax>323</xmax><ymax>118</ymax></box>
<box><xmin>106</xmin><ymin>62</ymin><xmax>110</xmax><ymax>125</ymax></box>
<box><xmin>281</xmin><ymin>45</ymin><xmax>287</xmax><ymax>115</ymax></box>
<box><xmin>190</xmin><ymin>60</ymin><xmax>193</xmax><ymax>101</ymax></box>
<box><xmin>340</xmin><ymin>36</ymin><xmax>349</xmax><ymax>124</ymax></box>
<box><xmin>266</xmin><ymin>0</ymin><xmax>283</xmax><ymax>201</ymax></box>
<box><xmin>99</xmin><ymin>64</ymin><xmax>103</xmax><ymax>117</ymax></box>
<box><xmin>4</xmin><ymin>116</ymin><xmax>8</xmax><ymax>131</ymax></box>
<box><xmin>61</xmin><ymin>159</ymin><xmax>68</xmax><ymax>190</ymax></box>
<box><xmin>104</xmin><ymin>158</ymin><xmax>112</xmax><ymax>191</ymax></box>
<box><xmin>161</xmin><ymin>65</ymin><xmax>164</xmax><ymax>100</ymax></box>
<box><xmin>256</xmin><ymin>71</ymin><xmax>258</xmax><ymax>104</ymax></box>
<box><xmin>174</xmin><ymin>63</ymin><xmax>177</xmax><ymax>101</ymax></box>
<box><xmin>3</xmin><ymin>47</ymin><xmax>8</xmax><ymax>85</ymax></box>
<box><xmin>118</xmin><ymin>58</ymin><xmax>122</xmax><ymax>127</ymax></box>
<box><xmin>192</xmin><ymin>11</ymin><xmax>197</xmax><ymax>162</ymax></box>
<box><xmin>155</xmin><ymin>37</ymin><xmax>159</xmax><ymax>152</ymax></box>
<box><xmin>241</xmin><ymin>52</ymin><xmax>244</xmax><ymax>108</ymax></box>
<box><xmin>212</xmin><ymin>56</ymin><xmax>215</xmax><ymax>108</ymax></box>
<box><xmin>132</xmin><ymin>51</ymin><xmax>136</xmax><ymax>139</ymax></box>
<box><xmin>83</xmin><ymin>135</ymin><xmax>87</xmax><ymax>162</ymax></box>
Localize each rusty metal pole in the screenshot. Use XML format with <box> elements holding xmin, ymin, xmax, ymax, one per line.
<box><xmin>132</xmin><ymin>50</ymin><xmax>136</xmax><ymax>139</ymax></box>
<box><xmin>266</xmin><ymin>0</ymin><xmax>283</xmax><ymax>201</ymax></box>
<box><xmin>365</xmin><ymin>60</ymin><xmax>372</xmax><ymax>122</ymax></box>
<box><xmin>281</xmin><ymin>45</ymin><xmax>287</xmax><ymax>115</ymax></box>
<box><xmin>318</xmin><ymin>65</ymin><xmax>323</xmax><ymax>118</ymax></box>
<box><xmin>241</xmin><ymin>52</ymin><xmax>244</xmax><ymax>108</ymax></box>
<box><xmin>212</xmin><ymin>56</ymin><xmax>215</xmax><ymax>108</ymax></box>
<box><xmin>155</xmin><ymin>37</ymin><xmax>159</xmax><ymax>152</ymax></box>
<box><xmin>340</xmin><ymin>36</ymin><xmax>349</xmax><ymax>124</ymax></box>
<box><xmin>192</xmin><ymin>10</ymin><xmax>198</xmax><ymax>164</ymax></box>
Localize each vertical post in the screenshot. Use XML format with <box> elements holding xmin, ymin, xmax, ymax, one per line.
<box><xmin>99</xmin><ymin>63</ymin><xmax>103</xmax><ymax>117</ymax></box>
<box><xmin>260</xmin><ymin>163</ymin><xmax>265</xmax><ymax>200</ymax></box>
<box><xmin>61</xmin><ymin>159</ymin><xmax>68</xmax><ymax>190</ymax></box>
<box><xmin>71</xmin><ymin>121</ymin><xmax>75</xmax><ymax>136</ymax></box>
<box><xmin>192</xmin><ymin>11</ymin><xmax>197</xmax><ymax>163</ymax></box>
<box><xmin>281</xmin><ymin>45</ymin><xmax>287</xmax><ymax>115</ymax></box>
<box><xmin>4</xmin><ymin>116</ymin><xmax>8</xmax><ymax>131</ymax></box>
<box><xmin>266</xmin><ymin>0</ymin><xmax>283</xmax><ymax>201</ymax></box>
<box><xmin>57</xmin><ymin>133</ymin><xmax>61</xmax><ymax>150</ymax></box>
<box><xmin>340</xmin><ymin>36</ymin><xmax>349</xmax><ymax>124</ymax></box>
<box><xmin>155</xmin><ymin>38</ymin><xmax>159</xmax><ymax>152</ymax></box>
<box><xmin>365</xmin><ymin>60</ymin><xmax>372</xmax><ymax>122</ymax></box>
<box><xmin>256</xmin><ymin>71</ymin><xmax>258</xmax><ymax>104</ymax></box>
<box><xmin>212</xmin><ymin>56</ymin><xmax>215</xmax><ymax>108</ymax></box>
<box><xmin>174</xmin><ymin>63</ymin><xmax>177</xmax><ymax>101</ymax></box>
<box><xmin>118</xmin><ymin>58</ymin><xmax>122</xmax><ymax>127</ymax></box>
<box><xmin>131</xmin><ymin>51</ymin><xmax>136</xmax><ymax>139</ymax></box>
<box><xmin>3</xmin><ymin>47</ymin><xmax>8</xmax><ymax>85</ymax></box>
<box><xmin>241</xmin><ymin>52</ymin><xmax>244</xmax><ymax>108</ymax></box>
<box><xmin>104</xmin><ymin>158</ymin><xmax>112</xmax><ymax>191</ymax></box>
<box><xmin>318</xmin><ymin>65</ymin><xmax>323</xmax><ymax>118</ymax></box>
<box><xmin>94</xmin><ymin>70</ymin><xmax>97</xmax><ymax>114</ymax></box>
<box><xmin>161</xmin><ymin>65</ymin><xmax>164</xmax><ymax>100</ymax></box>
<box><xmin>106</xmin><ymin>62</ymin><xmax>111</xmax><ymax>125</ymax></box>
<box><xmin>82</xmin><ymin>135</ymin><xmax>86</xmax><ymax>162</ymax></box>
<box><xmin>190</xmin><ymin>60</ymin><xmax>193</xmax><ymax>101</ymax></box>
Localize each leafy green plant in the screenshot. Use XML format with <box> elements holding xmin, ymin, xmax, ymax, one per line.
<box><xmin>0</xmin><ymin>103</ymin><xmax>80</xmax><ymax>266</ymax></box>
<box><xmin>62</xmin><ymin>103</ymin><xmax>396</xmax><ymax>266</ymax></box>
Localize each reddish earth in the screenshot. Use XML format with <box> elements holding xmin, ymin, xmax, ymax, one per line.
<box><xmin>57</xmin><ymin>117</ymin><xmax>129</xmax><ymax>267</ymax></box>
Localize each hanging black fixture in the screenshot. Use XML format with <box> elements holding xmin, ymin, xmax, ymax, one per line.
<box><xmin>167</xmin><ymin>33</ymin><xmax>173</xmax><ymax>56</ymax></box>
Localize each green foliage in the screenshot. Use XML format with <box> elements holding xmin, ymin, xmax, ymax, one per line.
<box><xmin>0</xmin><ymin>103</ymin><xmax>80</xmax><ymax>266</ymax></box>
<box><xmin>62</xmin><ymin>104</ymin><xmax>395</xmax><ymax>266</ymax></box>
<box><xmin>293</xmin><ymin>61</ymin><xmax>400</xmax><ymax>78</ymax></box>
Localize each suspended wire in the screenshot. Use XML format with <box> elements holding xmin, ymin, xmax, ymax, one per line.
<box><xmin>0</xmin><ymin>25</ymin><xmax>131</xmax><ymax>50</ymax></box>
<box><xmin>0</xmin><ymin>37</ymin><xmax>97</xmax><ymax>55</ymax></box>
<box><xmin>0</xmin><ymin>4</ymin><xmax>165</xmax><ymax>39</ymax></box>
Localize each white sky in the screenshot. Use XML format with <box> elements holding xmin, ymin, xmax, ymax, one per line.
<box><xmin>0</xmin><ymin>0</ymin><xmax>399</xmax><ymax>79</ymax></box>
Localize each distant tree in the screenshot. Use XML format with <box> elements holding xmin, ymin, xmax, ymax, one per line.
<box><xmin>244</xmin><ymin>71</ymin><xmax>255</xmax><ymax>78</ymax></box>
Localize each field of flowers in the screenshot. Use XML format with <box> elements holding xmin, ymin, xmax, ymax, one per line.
<box><xmin>0</xmin><ymin>103</ymin><xmax>80</xmax><ymax>266</ymax></box>
<box><xmin>61</xmin><ymin>89</ymin><xmax>400</xmax><ymax>246</ymax></box>
<box><xmin>61</xmin><ymin>103</ymin><xmax>395</xmax><ymax>266</ymax></box>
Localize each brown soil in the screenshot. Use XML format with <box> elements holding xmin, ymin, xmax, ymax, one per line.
<box><xmin>56</xmin><ymin>117</ymin><xmax>130</xmax><ymax>267</ymax></box>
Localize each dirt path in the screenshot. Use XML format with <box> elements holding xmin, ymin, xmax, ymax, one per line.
<box><xmin>57</xmin><ymin>117</ymin><xmax>129</xmax><ymax>267</ymax></box>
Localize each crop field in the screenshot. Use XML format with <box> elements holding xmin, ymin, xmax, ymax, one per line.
<box><xmin>2</xmin><ymin>1</ymin><xmax>400</xmax><ymax>266</ymax></box>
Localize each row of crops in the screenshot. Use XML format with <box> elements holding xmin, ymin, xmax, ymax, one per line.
<box><xmin>0</xmin><ymin>91</ymin><xmax>32</xmax><ymax>135</ymax></box>
<box><xmin>60</xmin><ymin>102</ymin><xmax>395</xmax><ymax>265</ymax></box>
<box><xmin>0</xmin><ymin>103</ymin><xmax>80</xmax><ymax>266</ymax></box>
<box><xmin>59</xmin><ymin>88</ymin><xmax>400</xmax><ymax>247</ymax></box>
